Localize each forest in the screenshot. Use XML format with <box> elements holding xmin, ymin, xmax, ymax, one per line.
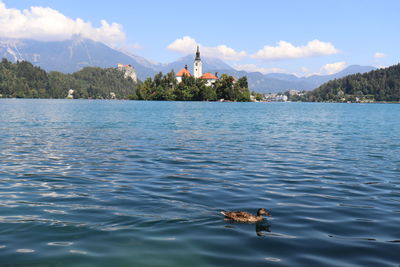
<box><xmin>297</xmin><ymin>63</ymin><xmax>400</xmax><ymax>102</ymax></box>
<box><xmin>0</xmin><ymin>59</ymin><xmax>138</xmax><ymax>99</ymax></box>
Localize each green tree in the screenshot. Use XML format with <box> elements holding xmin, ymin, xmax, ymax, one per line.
<box><xmin>305</xmin><ymin>63</ymin><xmax>400</xmax><ymax>102</ymax></box>
<box><xmin>0</xmin><ymin>59</ymin><xmax>138</xmax><ymax>99</ymax></box>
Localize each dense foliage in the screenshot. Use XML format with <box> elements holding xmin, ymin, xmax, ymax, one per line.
<box><xmin>137</xmin><ymin>71</ymin><xmax>250</xmax><ymax>101</ymax></box>
<box><xmin>301</xmin><ymin>63</ymin><xmax>400</xmax><ymax>102</ymax></box>
<box><xmin>0</xmin><ymin>59</ymin><xmax>138</xmax><ymax>99</ymax></box>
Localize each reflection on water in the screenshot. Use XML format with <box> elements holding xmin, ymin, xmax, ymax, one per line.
<box><xmin>255</xmin><ymin>222</ymin><xmax>271</xmax><ymax>237</ymax></box>
<box><xmin>223</xmin><ymin>220</ymin><xmax>271</xmax><ymax>237</ymax></box>
<box><xmin>0</xmin><ymin>99</ymin><xmax>399</xmax><ymax>266</ymax></box>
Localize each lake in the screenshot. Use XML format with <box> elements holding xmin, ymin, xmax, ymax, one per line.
<box><xmin>0</xmin><ymin>99</ymin><xmax>399</xmax><ymax>266</ymax></box>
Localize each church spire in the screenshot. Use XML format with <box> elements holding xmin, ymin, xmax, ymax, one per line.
<box><xmin>195</xmin><ymin>45</ymin><xmax>201</xmax><ymax>61</ymax></box>
<box><xmin>194</xmin><ymin>45</ymin><xmax>202</xmax><ymax>78</ymax></box>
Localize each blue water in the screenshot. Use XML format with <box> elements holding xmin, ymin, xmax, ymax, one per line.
<box><xmin>0</xmin><ymin>99</ymin><xmax>399</xmax><ymax>266</ymax></box>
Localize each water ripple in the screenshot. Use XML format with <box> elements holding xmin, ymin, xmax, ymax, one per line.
<box><xmin>0</xmin><ymin>100</ymin><xmax>399</xmax><ymax>266</ymax></box>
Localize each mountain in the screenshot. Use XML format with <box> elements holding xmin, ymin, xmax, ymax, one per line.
<box><xmin>0</xmin><ymin>37</ymin><xmax>157</xmax><ymax>79</ymax></box>
<box><xmin>240</xmin><ymin>65</ymin><xmax>376</xmax><ymax>93</ymax></box>
<box><xmin>0</xmin><ymin>37</ymin><xmax>376</xmax><ymax>92</ymax></box>
<box><xmin>299</xmin><ymin>65</ymin><xmax>377</xmax><ymax>88</ymax></box>
<box><xmin>186</xmin><ymin>66</ymin><xmax>374</xmax><ymax>93</ymax></box>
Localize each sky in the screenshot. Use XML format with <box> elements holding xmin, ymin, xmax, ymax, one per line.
<box><xmin>1</xmin><ymin>0</ymin><xmax>399</xmax><ymax>76</ymax></box>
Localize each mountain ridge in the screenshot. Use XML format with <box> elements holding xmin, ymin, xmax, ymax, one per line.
<box><xmin>0</xmin><ymin>37</ymin><xmax>376</xmax><ymax>93</ymax></box>
<box><xmin>0</xmin><ymin>37</ymin><xmax>158</xmax><ymax>79</ymax></box>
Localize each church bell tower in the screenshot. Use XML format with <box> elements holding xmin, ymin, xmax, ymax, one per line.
<box><xmin>193</xmin><ymin>45</ymin><xmax>202</xmax><ymax>78</ymax></box>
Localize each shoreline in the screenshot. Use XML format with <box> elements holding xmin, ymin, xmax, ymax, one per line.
<box><xmin>1</xmin><ymin>98</ymin><xmax>399</xmax><ymax>104</ymax></box>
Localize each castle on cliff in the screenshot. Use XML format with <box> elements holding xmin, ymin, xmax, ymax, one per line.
<box><xmin>117</xmin><ymin>64</ymin><xmax>138</xmax><ymax>83</ymax></box>
<box><xmin>176</xmin><ymin>46</ymin><xmax>218</xmax><ymax>86</ymax></box>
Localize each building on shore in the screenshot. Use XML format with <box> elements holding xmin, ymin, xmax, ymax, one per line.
<box><xmin>263</xmin><ymin>93</ymin><xmax>288</xmax><ymax>102</ymax></box>
<box><xmin>66</xmin><ymin>89</ymin><xmax>74</xmax><ymax>99</ymax></box>
<box><xmin>176</xmin><ymin>46</ymin><xmax>218</xmax><ymax>86</ymax></box>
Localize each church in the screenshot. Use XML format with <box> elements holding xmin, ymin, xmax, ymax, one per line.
<box><xmin>176</xmin><ymin>46</ymin><xmax>219</xmax><ymax>86</ymax></box>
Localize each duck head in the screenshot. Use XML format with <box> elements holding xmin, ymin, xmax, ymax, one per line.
<box><xmin>257</xmin><ymin>208</ymin><xmax>272</xmax><ymax>217</ymax></box>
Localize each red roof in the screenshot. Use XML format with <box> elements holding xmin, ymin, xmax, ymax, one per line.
<box><xmin>176</xmin><ymin>68</ymin><xmax>191</xmax><ymax>77</ymax></box>
<box><xmin>200</xmin><ymin>73</ymin><xmax>218</xmax><ymax>80</ymax></box>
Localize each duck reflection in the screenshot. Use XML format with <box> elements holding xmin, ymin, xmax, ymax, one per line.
<box><xmin>223</xmin><ymin>221</ymin><xmax>271</xmax><ymax>236</ymax></box>
<box><xmin>255</xmin><ymin>221</ymin><xmax>271</xmax><ymax>236</ymax></box>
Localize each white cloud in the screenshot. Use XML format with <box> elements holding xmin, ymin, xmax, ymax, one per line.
<box><xmin>297</xmin><ymin>66</ymin><xmax>319</xmax><ymax>77</ymax></box>
<box><xmin>167</xmin><ymin>36</ymin><xmax>247</xmax><ymax>61</ymax></box>
<box><xmin>167</xmin><ymin>36</ymin><xmax>197</xmax><ymax>54</ymax></box>
<box><xmin>296</xmin><ymin>62</ymin><xmax>347</xmax><ymax>77</ymax></box>
<box><xmin>374</xmin><ymin>52</ymin><xmax>385</xmax><ymax>59</ymax></box>
<box><xmin>252</xmin><ymin>40</ymin><xmax>339</xmax><ymax>60</ymax></box>
<box><xmin>0</xmin><ymin>2</ymin><xmax>126</xmax><ymax>46</ymax></box>
<box><xmin>321</xmin><ymin>61</ymin><xmax>347</xmax><ymax>75</ymax></box>
<box><xmin>300</xmin><ymin>67</ymin><xmax>310</xmax><ymax>73</ymax></box>
<box><xmin>233</xmin><ymin>63</ymin><xmax>286</xmax><ymax>74</ymax></box>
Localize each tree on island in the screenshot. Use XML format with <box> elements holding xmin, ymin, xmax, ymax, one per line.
<box><xmin>137</xmin><ymin>71</ymin><xmax>250</xmax><ymax>102</ymax></box>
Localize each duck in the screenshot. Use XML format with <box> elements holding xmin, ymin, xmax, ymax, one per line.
<box><xmin>221</xmin><ymin>208</ymin><xmax>271</xmax><ymax>223</ymax></box>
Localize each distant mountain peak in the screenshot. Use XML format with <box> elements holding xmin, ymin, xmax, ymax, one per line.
<box><xmin>0</xmin><ymin>38</ymin><xmax>157</xmax><ymax>79</ymax></box>
<box><xmin>336</xmin><ymin>65</ymin><xmax>376</xmax><ymax>75</ymax></box>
